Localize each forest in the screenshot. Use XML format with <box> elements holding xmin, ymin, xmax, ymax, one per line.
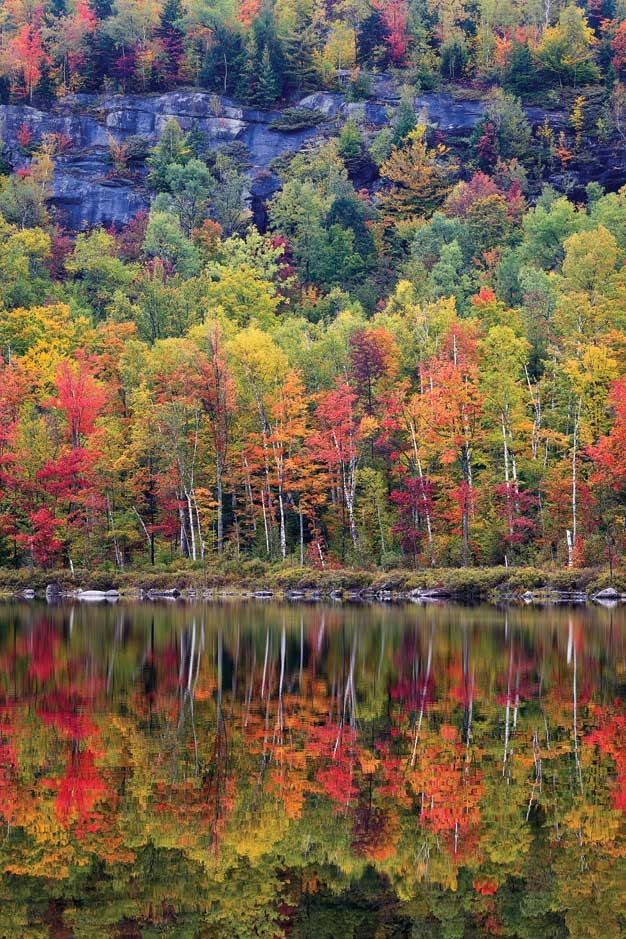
<box><xmin>3</xmin><ymin>1</ymin><xmax>626</xmax><ymax>576</ymax></box>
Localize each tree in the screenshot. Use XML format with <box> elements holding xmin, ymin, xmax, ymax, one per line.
<box><xmin>143</xmin><ymin>210</ymin><xmax>201</xmax><ymax>275</ymax></box>
<box><xmin>65</xmin><ymin>229</ymin><xmax>136</xmax><ymax>320</ymax></box>
<box><xmin>538</xmin><ymin>5</ymin><xmax>598</xmax><ymax>86</ymax></box>
<box><xmin>349</xmin><ymin>325</ymin><xmax>397</xmax><ymax>416</ymax></box>
<box><xmin>104</xmin><ymin>0</ymin><xmax>164</xmax><ymax>90</ymax></box>
<box><xmin>0</xmin><ymin>174</ymin><xmax>49</xmax><ymax>230</ymax></box>
<box><xmin>309</xmin><ymin>380</ymin><xmax>362</xmax><ymax>557</ymax></box>
<box><xmin>379</xmin><ymin>126</ymin><xmax>457</xmax><ymax>230</ymax></box>
<box><xmin>194</xmin><ymin>319</ymin><xmax>236</xmax><ymax>554</ymax></box>
<box><xmin>154</xmin><ymin>158</ymin><xmax>216</xmax><ymax>236</ymax></box>
<box><xmin>146</xmin><ymin>117</ymin><xmax>191</xmax><ymax>190</ymax></box>
<box><xmin>52</xmin><ymin>358</ymin><xmax>107</xmax><ymax>449</ymax></box>
<box><xmin>423</xmin><ymin>323</ymin><xmax>484</xmax><ymax>567</ymax></box>
<box><xmin>8</xmin><ymin>24</ymin><xmax>49</xmax><ymax>102</ymax></box>
<box><xmin>210</xmin><ymin>153</ymin><xmax>251</xmax><ymax>236</ymax></box>
<box><xmin>471</xmin><ymin>91</ymin><xmax>532</xmax><ymax>165</ymax></box>
<box><xmin>479</xmin><ymin>324</ymin><xmax>534</xmax><ymax>559</ymax></box>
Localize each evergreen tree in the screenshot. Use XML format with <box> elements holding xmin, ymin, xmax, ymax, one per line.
<box><xmin>146</xmin><ymin>118</ymin><xmax>191</xmax><ymax>191</ymax></box>
<box><xmin>199</xmin><ymin>25</ymin><xmax>245</xmax><ymax>96</ymax></box>
<box><xmin>256</xmin><ymin>45</ymin><xmax>280</xmax><ymax>106</ymax></box>
<box><xmin>157</xmin><ymin>0</ymin><xmax>185</xmax><ymax>88</ymax></box>
<box><xmin>357</xmin><ymin>6</ymin><xmax>388</xmax><ymax>67</ymax></box>
<box><xmin>391</xmin><ymin>93</ymin><xmax>417</xmax><ymax>147</ymax></box>
<box><xmin>282</xmin><ymin>10</ymin><xmax>319</xmax><ymax>95</ymax></box>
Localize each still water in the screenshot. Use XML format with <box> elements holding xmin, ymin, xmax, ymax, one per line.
<box><xmin>0</xmin><ymin>600</ymin><xmax>624</xmax><ymax>939</ymax></box>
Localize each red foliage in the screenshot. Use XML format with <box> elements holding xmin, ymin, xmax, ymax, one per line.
<box><xmin>17</xmin><ymin>507</ymin><xmax>64</xmax><ymax>566</ymax></box>
<box><xmin>46</xmin><ymin>226</ymin><xmax>74</xmax><ymax>280</ymax></box>
<box><xmin>471</xmin><ymin>286</ymin><xmax>497</xmax><ymax>306</ymax></box>
<box><xmin>38</xmin><ymin>692</ymin><xmax>98</xmax><ymax>740</ymax></box>
<box><xmin>349</xmin><ymin>325</ymin><xmax>397</xmax><ymax>413</ymax></box>
<box><xmin>446</xmin><ymin>173</ymin><xmax>502</xmax><ymax>218</ymax></box>
<box><xmin>11</xmin><ymin>25</ymin><xmax>49</xmax><ymax>100</ymax></box>
<box><xmin>16</xmin><ymin>123</ymin><xmax>33</xmax><ymax>150</ymax></box>
<box><xmin>474</xmin><ymin>878</ymin><xmax>499</xmax><ymax>895</ymax></box>
<box><xmin>391</xmin><ymin>476</ymin><xmax>434</xmax><ymax>563</ymax></box>
<box><xmin>115</xmin><ymin>210</ymin><xmax>149</xmax><ymax>261</ymax></box>
<box><xmin>589</xmin><ymin>379</ymin><xmax>626</xmax><ymax>485</ymax></box>
<box><xmin>586</xmin><ymin>710</ymin><xmax>626</xmax><ymax>812</ymax></box>
<box><xmin>26</xmin><ymin>618</ymin><xmax>59</xmax><ymax>683</ymax></box>
<box><xmin>612</xmin><ymin>21</ymin><xmax>626</xmax><ymax>74</ymax></box>
<box><xmin>51</xmin><ymin>359</ymin><xmax>107</xmax><ymax>447</ymax></box>
<box><xmin>477</xmin><ymin>122</ymin><xmax>498</xmax><ymax>170</ymax></box>
<box><xmin>373</xmin><ymin>0</ymin><xmax>409</xmax><ymax>65</ymax></box>
<box><xmin>238</xmin><ymin>0</ymin><xmax>262</xmax><ymax>26</ymax></box>
<box><xmin>47</xmin><ymin>748</ymin><xmax>108</xmax><ymax>827</ymax></box>
<box><xmin>310</xmin><ymin>722</ymin><xmax>360</xmax><ymax>808</ymax></box>
<box><xmin>310</xmin><ymin>380</ymin><xmax>360</xmax><ymax>469</ymax></box>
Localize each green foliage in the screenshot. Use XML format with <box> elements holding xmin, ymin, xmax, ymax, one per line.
<box><xmin>472</xmin><ymin>91</ymin><xmax>532</xmax><ymax>166</ymax></box>
<box><xmin>0</xmin><ymin>176</ymin><xmax>48</xmax><ymax>229</ymax></box>
<box><xmin>65</xmin><ymin>229</ymin><xmax>136</xmax><ymax>319</ymax></box>
<box><xmin>269</xmin><ymin>107</ymin><xmax>326</xmax><ymax>131</ymax></box>
<box><xmin>154</xmin><ymin>158</ymin><xmax>216</xmax><ymax>235</ymax></box>
<box><xmin>143</xmin><ymin>209</ymin><xmax>201</xmax><ymax>276</ymax></box>
<box><xmin>537</xmin><ymin>4</ymin><xmax>599</xmax><ymax>87</ymax></box>
<box><xmin>146</xmin><ymin>118</ymin><xmax>192</xmax><ymax>191</ymax></box>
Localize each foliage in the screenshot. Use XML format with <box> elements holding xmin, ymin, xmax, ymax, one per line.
<box><xmin>269</xmin><ymin>107</ymin><xmax>327</xmax><ymax>131</ymax></box>
<box><xmin>0</xmin><ymin>601</ymin><xmax>624</xmax><ymax>937</ymax></box>
<box><xmin>2</xmin><ymin>3</ymin><xmax>626</xmax><ymax>576</ymax></box>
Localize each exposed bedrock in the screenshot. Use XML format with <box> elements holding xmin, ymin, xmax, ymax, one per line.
<box><xmin>0</xmin><ymin>83</ymin><xmax>621</xmax><ymax>231</ymax></box>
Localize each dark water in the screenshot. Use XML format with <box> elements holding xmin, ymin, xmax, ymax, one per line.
<box><xmin>0</xmin><ymin>600</ymin><xmax>625</xmax><ymax>939</ymax></box>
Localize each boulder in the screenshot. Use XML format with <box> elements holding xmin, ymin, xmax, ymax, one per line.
<box><xmin>593</xmin><ymin>586</ymin><xmax>625</xmax><ymax>601</ymax></box>
<box><xmin>45</xmin><ymin>583</ymin><xmax>61</xmax><ymax>601</ymax></box>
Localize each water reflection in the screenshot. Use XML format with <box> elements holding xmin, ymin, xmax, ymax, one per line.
<box><xmin>0</xmin><ymin>601</ymin><xmax>625</xmax><ymax>938</ymax></box>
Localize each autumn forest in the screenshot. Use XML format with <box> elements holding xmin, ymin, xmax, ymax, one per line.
<box><xmin>2</xmin><ymin>0</ymin><xmax>626</xmax><ymax>579</ymax></box>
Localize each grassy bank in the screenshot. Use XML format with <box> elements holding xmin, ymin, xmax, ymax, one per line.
<box><xmin>0</xmin><ymin>563</ymin><xmax>622</xmax><ymax>602</ymax></box>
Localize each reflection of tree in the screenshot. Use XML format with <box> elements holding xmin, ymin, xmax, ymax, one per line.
<box><xmin>0</xmin><ymin>602</ymin><xmax>624</xmax><ymax>937</ymax></box>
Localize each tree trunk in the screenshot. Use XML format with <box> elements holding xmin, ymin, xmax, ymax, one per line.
<box><xmin>278</xmin><ymin>483</ymin><xmax>286</xmax><ymax>561</ymax></box>
<box><xmin>569</xmin><ymin>398</ymin><xmax>581</xmax><ymax>567</ymax></box>
<box><xmin>216</xmin><ymin>455</ymin><xmax>224</xmax><ymax>555</ymax></box>
<box><xmin>461</xmin><ymin>444</ymin><xmax>473</xmax><ymax>567</ymax></box>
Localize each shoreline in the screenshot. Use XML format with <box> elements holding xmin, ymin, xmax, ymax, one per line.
<box><xmin>0</xmin><ymin>565</ymin><xmax>625</xmax><ymax>606</ymax></box>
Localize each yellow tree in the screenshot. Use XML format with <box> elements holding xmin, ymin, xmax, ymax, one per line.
<box><xmin>378</xmin><ymin>126</ymin><xmax>457</xmax><ymax>237</ymax></box>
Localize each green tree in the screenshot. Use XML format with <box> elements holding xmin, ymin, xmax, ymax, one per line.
<box><xmin>143</xmin><ymin>210</ymin><xmax>201</xmax><ymax>276</ymax></box>
<box><xmin>146</xmin><ymin>117</ymin><xmax>191</xmax><ymax>191</ymax></box>
<box><xmin>538</xmin><ymin>4</ymin><xmax>598</xmax><ymax>87</ymax></box>
<box><xmin>154</xmin><ymin>158</ymin><xmax>216</xmax><ymax>236</ymax></box>
<box><xmin>65</xmin><ymin>229</ymin><xmax>136</xmax><ymax>319</ymax></box>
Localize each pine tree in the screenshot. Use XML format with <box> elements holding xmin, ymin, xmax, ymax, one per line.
<box><xmin>256</xmin><ymin>45</ymin><xmax>280</xmax><ymax>106</ymax></box>
<box><xmin>282</xmin><ymin>10</ymin><xmax>318</xmax><ymax>95</ymax></box>
<box><xmin>157</xmin><ymin>0</ymin><xmax>185</xmax><ymax>88</ymax></box>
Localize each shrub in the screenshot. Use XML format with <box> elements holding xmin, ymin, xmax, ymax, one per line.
<box><xmin>269</xmin><ymin>108</ymin><xmax>326</xmax><ymax>131</ymax></box>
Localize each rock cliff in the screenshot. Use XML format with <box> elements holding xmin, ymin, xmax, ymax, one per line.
<box><xmin>0</xmin><ymin>79</ymin><xmax>623</xmax><ymax>232</ymax></box>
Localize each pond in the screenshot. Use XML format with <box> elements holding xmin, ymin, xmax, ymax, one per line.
<box><xmin>0</xmin><ymin>600</ymin><xmax>624</xmax><ymax>938</ymax></box>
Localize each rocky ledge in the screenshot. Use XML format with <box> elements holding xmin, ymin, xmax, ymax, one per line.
<box><xmin>2</xmin><ymin>79</ymin><xmax>615</xmax><ymax>232</ymax></box>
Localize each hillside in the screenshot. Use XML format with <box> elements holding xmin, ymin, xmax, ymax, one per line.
<box><xmin>3</xmin><ymin>3</ymin><xmax>626</xmax><ymax>577</ymax></box>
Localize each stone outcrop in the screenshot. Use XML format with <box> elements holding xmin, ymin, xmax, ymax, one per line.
<box><xmin>1</xmin><ymin>82</ymin><xmax>623</xmax><ymax>231</ymax></box>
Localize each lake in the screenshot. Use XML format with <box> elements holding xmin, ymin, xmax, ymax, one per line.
<box><xmin>0</xmin><ymin>600</ymin><xmax>624</xmax><ymax>938</ymax></box>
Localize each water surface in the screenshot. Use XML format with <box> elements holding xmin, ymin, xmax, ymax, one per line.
<box><xmin>0</xmin><ymin>600</ymin><xmax>625</xmax><ymax>938</ymax></box>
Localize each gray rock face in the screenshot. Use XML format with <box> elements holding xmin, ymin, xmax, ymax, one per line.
<box><xmin>53</xmin><ymin>155</ymin><xmax>149</xmax><ymax>230</ymax></box>
<box><xmin>0</xmin><ymin>83</ymin><xmax>598</xmax><ymax>231</ymax></box>
<box><xmin>414</xmin><ymin>93</ymin><xmax>486</xmax><ymax>133</ymax></box>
